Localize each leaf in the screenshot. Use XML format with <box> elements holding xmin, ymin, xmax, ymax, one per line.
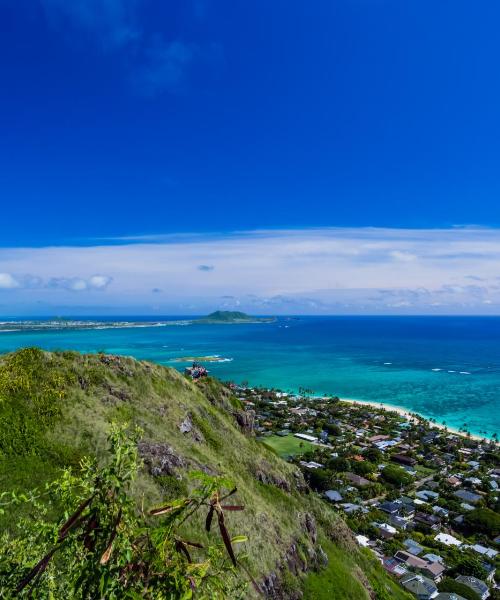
<box><xmin>205</xmin><ymin>505</ymin><xmax>214</xmax><ymax>532</ymax></box>
<box><xmin>221</xmin><ymin>505</ymin><xmax>244</xmax><ymax>511</ymax></box>
<box><xmin>175</xmin><ymin>540</ymin><xmax>192</xmax><ymax>563</ymax></box>
<box><xmin>100</xmin><ymin>509</ymin><xmax>122</xmax><ymax>565</ymax></box>
<box><xmin>220</xmin><ymin>487</ymin><xmax>237</xmax><ymax>501</ymax></box>
<box><xmin>231</xmin><ymin>536</ymin><xmax>248</xmax><ymax>544</ymax></box>
<box><xmin>16</xmin><ymin>547</ymin><xmax>57</xmax><ymax>593</ymax></box>
<box><xmin>58</xmin><ymin>494</ymin><xmax>94</xmax><ymax>540</ymax></box>
<box><xmin>149</xmin><ymin>499</ymin><xmax>189</xmax><ymax>517</ymax></box>
<box><xmin>217</xmin><ymin>510</ymin><xmax>237</xmax><ymax>566</ymax></box>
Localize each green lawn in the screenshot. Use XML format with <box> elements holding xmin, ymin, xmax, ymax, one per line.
<box><xmin>260</xmin><ymin>434</ymin><xmax>314</xmax><ymax>458</ymax></box>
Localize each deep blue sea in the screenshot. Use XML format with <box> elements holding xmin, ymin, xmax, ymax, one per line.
<box><xmin>1</xmin><ymin>316</ymin><xmax>499</xmax><ymax>439</ymax></box>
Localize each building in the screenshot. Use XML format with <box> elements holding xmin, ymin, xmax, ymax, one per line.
<box><xmin>455</xmin><ymin>576</ymin><xmax>490</xmax><ymax>600</ymax></box>
<box><xmin>454</xmin><ymin>489</ymin><xmax>482</xmax><ymax>504</ymax></box>
<box><xmin>345</xmin><ymin>472</ymin><xmax>371</xmax><ymax>487</ymax></box>
<box><xmin>324</xmin><ymin>490</ymin><xmax>343</xmax><ymax>503</ymax></box>
<box><xmin>434</xmin><ymin>533</ymin><xmax>462</xmax><ymax>548</ymax></box>
<box><xmin>391</xmin><ymin>453</ymin><xmax>417</xmax><ymax>466</ymax></box>
<box><xmin>294</xmin><ymin>432</ymin><xmax>318</xmax><ymax>442</ymax></box>
<box><xmin>400</xmin><ymin>573</ymin><xmax>438</xmax><ymax>599</ymax></box>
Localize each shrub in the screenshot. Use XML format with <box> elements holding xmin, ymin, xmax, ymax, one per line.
<box><xmin>0</xmin><ymin>425</ymin><xmax>248</xmax><ymax>598</ymax></box>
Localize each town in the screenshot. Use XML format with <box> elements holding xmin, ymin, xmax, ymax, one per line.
<box><xmin>231</xmin><ymin>384</ymin><xmax>500</xmax><ymax>600</ymax></box>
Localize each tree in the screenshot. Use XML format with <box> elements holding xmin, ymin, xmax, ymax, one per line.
<box><xmin>306</xmin><ymin>468</ymin><xmax>332</xmax><ymax>492</ymax></box>
<box><xmin>380</xmin><ymin>465</ymin><xmax>412</xmax><ymax>487</ymax></box>
<box><xmin>451</xmin><ymin>555</ymin><xmax>488</xmax><ymax>581</ymax></box>
<box><xmin>464</xmin><ymin>507</ymin><xmax>500</xmax><ymax>538</ymax></box>
<box><xmin>362</xmin><ymin>448</ymin><xmax>383</xmax><ymax>463</ymax></box>
<box><xmin>352</xmin><ymin>461</ymin><xmax>376</xmax><ymax>476</ymax></box>
<box><xmin>328</xmin><ymin>457</ymin><xmax>350</xmax><ymax>473</ymax></box>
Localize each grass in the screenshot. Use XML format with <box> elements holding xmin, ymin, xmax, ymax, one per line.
<box><xmin>303</xmin><ymin>540</ymin><xmax>370</xmax><ymax>599</ymax></box>
<box><xmin>260</xmin><ymin>434</ymin><xmax>314</xmax><ymax>458</ymax></box>
<box><xmin>304</xmin><ymin>541</ymin><xmax>414</xmax><ymax>600</ymax></box>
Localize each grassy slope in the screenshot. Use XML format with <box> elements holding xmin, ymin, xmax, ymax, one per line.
<box><xmin>0</xmin><ymin>349</ymin><xmax>409</xmax><ymax>598</ymax></box>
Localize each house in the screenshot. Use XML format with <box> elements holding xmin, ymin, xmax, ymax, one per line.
<box><xmin>395</xmin><ymin>551</ymin><xmax>428</xmax><ymax>570</ymax></box>
<box><xmin>346</xmin><ymin>472</ymin><xmax>371</xmax><ymax>487</ymax></box>
<box><xmin>455</xmin><ymin>575</ymin><xmax>490</xmax><ymax>600</ymax></box>
<box><xmin>383</xmin><ymin>557</ymin><xmax>407</xmax><ymax>577</ymax></box>
<box><xmin>294</xmin><ymin>432</ymin><xmax>318</xmax><ymax>442</ymax></box>
<box><xmin>414</xmin><ymin>511</ymin><xmax>440</xmax><ymax>531</ymax></box>
<box><xmin>435</xmin><ymin>594</ymin><xmax>467</xmax><ymax>600</ymax></box>
<box><xmin>434</xmin><ymin>533</ymin><xmax>462</xmax><ymax>547</ymax></box>
<box><xmin>446</xmin><ymin>476</ymin><xmax>461</xmax><ymax>487</ymax></box>
<box><xmin>341</xmin><ymin>502</ymin><xmax>368</xmax><ymax>514</ymax></box>
<box><xmin>400</xmin><ymin>573</ymin><xmax>438</xmax><ymax>599</ymax></box>
<box><xmin>324</xmin><ymin>490</ymin><xmax>343</xmax><ymax>502</ymax></box>
<box><xmin>421</xmin><ymin>561</ymin><xmax>446</xmax><ymax>582</ymax></box>
<box><xmin>423</xmin><ymin>553</ymin><xmax>444</xmax><ymax>564</ymax></box>
<box><xmin>471</xmin><ymin>544</ymin><xmax>498</xmax><ymax>560</ymax></box>
<box><xmin>416</xmin><ymin>490</ymin><xmax>439</xmax><ymax>502</ymax></box>
<box><xmin>375</xmin><ymin>522</ymin><xmax>397</xmax><ymax>539</ymax></box>
<box><xmin>391</xmin><ymin>453</ymin><xmax>417</xmax><ymax>467</ymax></box>
<box><xmin>403</xmin><ymin>538</ymin><xmax>424</xmax><ymax>556</ymax></box>
<box><xmin>454</xmin><ymin>489</ymin><xmax>482</xmax><ymax>504</ymax></box>
<box><xmin>379</xmin><ymin>501</ymin><xmax>401</xmax><ymax>516</ymax></box>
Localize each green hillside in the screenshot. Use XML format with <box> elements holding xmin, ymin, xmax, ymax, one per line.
<box><xmin>0</xmin><ymin>348</ymin><xmax>411</xmax><ymax>598</ymax></box>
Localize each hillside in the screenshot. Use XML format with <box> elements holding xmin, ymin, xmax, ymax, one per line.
<box><xmin>0</xmin><ymin>348</ymin><xmax>411</xmax><ymax>599</ymax></box>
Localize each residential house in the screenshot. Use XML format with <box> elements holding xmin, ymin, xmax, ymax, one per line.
<box><xmin>403</xmin><ymin>538</ymin><xmax>424</xmax><ymax>556</ymax></box>
<box><xmin>345</xmin><ymin>472</ymin><xmax>371</xmax><ymax>487</ymax></box>
<box><xmin>324</xmin><ymin>490</ymin><xmax>343</xmax><ymax>502</ymax></box>
<box><xmin>455</xmin><ymin>576</ymin><xmax>490</xmax><ymax>600</ymax></box>
<box><xmin>400</xmin><ymin>573</ymin><xmax>438</xmax><ymax>599</ymax></box>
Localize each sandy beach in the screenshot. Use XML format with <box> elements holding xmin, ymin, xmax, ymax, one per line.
<box><xmin>338</xmin><ymin>397</ymin><xmax>494</xmax><ymax>444</ymax></box>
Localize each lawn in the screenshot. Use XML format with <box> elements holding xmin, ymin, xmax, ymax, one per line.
<box><xmin>260</xmin><ymin>434</ymin><xmax>314</xmax><ymax>458</ymax></box>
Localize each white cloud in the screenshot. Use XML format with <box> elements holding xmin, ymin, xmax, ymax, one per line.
<box><xmin>1</xmin><ymin>227</ymin><xmax>500</xmax><ymax>314</ymax></box>
<box><xmin>0</xmin><ymin>273</ymin><xmax>20</xmax><ymax>289</ymax></box>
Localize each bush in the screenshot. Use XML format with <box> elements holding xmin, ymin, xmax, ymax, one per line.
<box><xmin>352</xmin><ymin>461</ymin><xmax>375</xmax><ymax>476</ymax></box>
<box><xmin>0</xmin><ymin>425</ymin><xmax>248</xmax><ymax>598</ymax></box>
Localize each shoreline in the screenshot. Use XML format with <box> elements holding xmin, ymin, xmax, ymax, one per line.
<box><xmin>338</xmin><ymin>396</ymin><xmax>494</xmax><ymax>444</ymax></box>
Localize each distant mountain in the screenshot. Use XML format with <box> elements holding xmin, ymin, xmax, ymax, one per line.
<box><xmin>197</xmin><ymin>310</ymin><xmax>275</xmax><ymax>323</ymax></box>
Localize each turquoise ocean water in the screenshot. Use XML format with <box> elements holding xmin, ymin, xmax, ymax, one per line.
<box><xmin>0</xmin><ymin>316</ymin><xmax>499</xmax><ymax>439</ymax></box>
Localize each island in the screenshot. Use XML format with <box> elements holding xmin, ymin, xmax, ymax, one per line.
<box><xmin>195</xmin><ymin>310</ymin><xmax>275</xmax><ymax>324</ymax></box>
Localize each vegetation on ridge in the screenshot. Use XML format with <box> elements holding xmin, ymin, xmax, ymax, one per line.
<box><xmin>0</xmin><ymin>348</ymin><xmax>411</xmax><ymax>598</ymax></box>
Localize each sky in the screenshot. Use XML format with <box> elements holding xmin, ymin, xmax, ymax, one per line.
<box><xmin>1</xmin><ymin>0</ymin><xmax>500</xmax><ymax>315</ymax></box>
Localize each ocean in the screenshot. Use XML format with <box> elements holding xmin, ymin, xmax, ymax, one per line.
<box><xmin>0</xmin><ymin>316</ymin><xmax>499</xmax><ymax>439</ymax></box>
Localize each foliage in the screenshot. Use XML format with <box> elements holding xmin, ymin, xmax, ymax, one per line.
<box><xmin>379</xmin><ymin>465</ymin><xmax>412</xmax><ymax>487</ymax></box>
<box><xmin>0</xmin><ymin>425</ymin><xmax>247</xmax><ymax>599</ymax></box>
<box><xmin>0</xmin><ymin>348</ymin><xmax>67</xmax><ymax>457</ymax></box>
<box><xmin>450</xmin><ymin>554</ymin><xmax>488</xmax><ymax>581</ymax></box>
<box><xmin>464</xmin><ymin>507</ymin><xmax>500</xmax><ymax>538</ymax></box>
<box><xmin>438</xmin><ymin>577</ymin><xmax>481</xmax><ymax>600</ymax></box>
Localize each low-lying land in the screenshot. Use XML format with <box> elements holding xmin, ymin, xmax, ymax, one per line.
<box><xmin>236</xmin><ymin>384</ymin><xmax>500</xmax><ymax>599</ymax></box>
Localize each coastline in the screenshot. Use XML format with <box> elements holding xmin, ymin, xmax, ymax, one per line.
<box><xmin>338</xmin><ymin>396</ymin><xmax>494</xmax><ymax>444</ymax></box>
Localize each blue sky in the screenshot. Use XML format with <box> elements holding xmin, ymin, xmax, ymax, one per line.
<box><xmin>1</xmin><ymin>1</ymin><xmax>500</xmax><ymax>314</ymax></box>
